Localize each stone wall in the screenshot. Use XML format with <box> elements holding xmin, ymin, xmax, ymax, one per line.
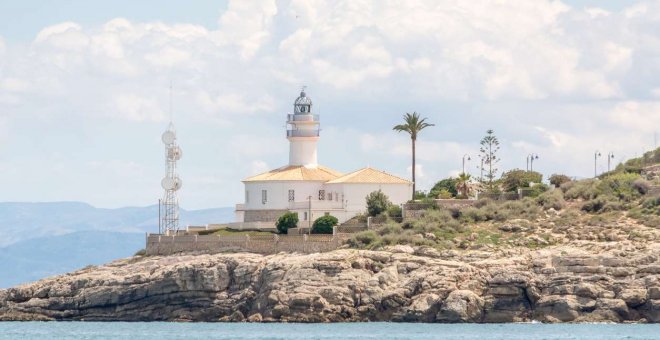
<box><xmin>146</xmin><ymin>233</ymin><xmax>349</xmax><ymax>256</ymax></box>
<box><xmin>244</xmin><ymin>209</ymin><xmax>288</xmax><ymax>222</ymax></box>
<box><xmin>402</xmin><ymin>199</ymin><xmax>477</xmax><ymax>218</ymax></box>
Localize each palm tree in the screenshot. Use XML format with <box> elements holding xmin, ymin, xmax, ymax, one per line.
<box><xmin>456</xmin><ymin>172</ymin><xmax>472</xmax><ymax>198</ymax></box>
<box><xmin>393</xmin><ymin>112</ymin><xmax>434</xmax><ymax>199</ymax></box>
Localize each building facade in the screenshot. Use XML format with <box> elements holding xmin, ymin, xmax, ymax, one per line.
<box><xmin>235</xmin><ymin>90</ymin><xmax>412</xmax><ymax>225</ymax></box>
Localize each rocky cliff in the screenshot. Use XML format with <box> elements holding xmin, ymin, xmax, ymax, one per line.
<box><xmin>1</xmin><ymin>243</ymin><xmax>658</xmax><ymax>323</ymax></box>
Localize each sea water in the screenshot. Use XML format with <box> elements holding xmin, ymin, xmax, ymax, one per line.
<box><xmin>0</xmin><ymin>322</ymin><xmax>659</xmax><ymax>340</ymax></box>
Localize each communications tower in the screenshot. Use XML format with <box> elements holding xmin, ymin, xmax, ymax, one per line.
<box><xmin>160</xmin><ymin>122</ymin><xmax>182</xmax><ymax>234</ymax></box>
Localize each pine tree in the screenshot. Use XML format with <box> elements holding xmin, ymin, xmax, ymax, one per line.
<box><xmin>479</xmin><ymin>129</ymin><xmax>500</xmax><ymax>191</ymax></box>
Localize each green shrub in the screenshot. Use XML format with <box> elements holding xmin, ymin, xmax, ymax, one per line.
<box><xmin>387</xmin><ymin>205</ymin><xmax>402</xmax><ymax>219</ymax></box>
<box><xmin>597</xmin><ymin>173</ymin><xmax>645</xmax><ymax>201</ymax></box>
<box><xmin>134</xmin><ymin>249</ymin><xmax>146</xmax><ymax>256</ymax></box>
<box><xmin>276</xmin><ymin>212</ymin><xmax>298</xmax><ymax>234</ymax></box>
<box><xmin>501</xmin><ymin>169</ymin><xmax>543</xmax><ymax>192</ymax></box>
<box><xmin>549</xmin><ymin>174</ymin><xmax>572</xmax><ymax>188</ymax></box>
<box><xmin>366</xmin><ymin>190</ymin><xmax>392</xmax><ymax>216</ymax></box>
<box><xmin>536</xmin><ymin>189</ymin><xmax>565</xmax><ymax>210</ymax></box>
<box><xmin>312</xmin><ymin>215</ymin><xmax>338</xmax><ymax>234</ymax></box>
<box><xmin>562</xmin><ymin>179</ymin><xmax>599</xmax><ymax>200</ymax></box>
<box><xmin>348</xmin><ymin>230</ymin><xmax>379</xmax><ymax>248</ymax></box>
<box><xmin>436</xmin><ymin>189</ymin><xmax>453</xmax><ymax>199</ymax></box>
<box><xmin>429</xmin><ymin>178</ymin><xmax>458</xmax><ymax>198</ymax></box>
<box><xmin>581</xmin><ymin>195</ymin><xmax>621</xmax><ymax>213</ymax></box>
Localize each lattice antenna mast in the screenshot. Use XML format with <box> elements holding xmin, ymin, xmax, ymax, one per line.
<box><xmin>160</xmin><ymin>86</ymin><xmax>183</xmax><ymax>234</ymax></box>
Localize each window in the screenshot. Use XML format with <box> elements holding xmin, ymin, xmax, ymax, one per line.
<box><xmin>245</xmin><ymin>190</ymin><xmax>249</xmax><ymax>203</ymax></box>
<box><xmin>318</xmin><ymin>190</ymin><xmax>325</xmax><ymax>200</ymax></box>
<box><xmin>335</xmin><ymin>192</ymin><xmax>339</xmax><ymax>202</ymax></box>
<box><xmin>303</xmin><ymin>212</ymin><xmax>308</xmax><ymax>221</ymax></box>
<box><xmin>328</xmin><ymin>192</ymin><xmax>333</xmax><ymax>201</ymax></box>
<box><xmin>324</xmin><ymin>212</ymin><xmax>330</xmax><ymax>216</ymax></box>
<box><xmin>288</xmin><ymin>190</ymin><xmax>295</xmax><ymax>202</ymax></box>
<box><xmin>262</xmin><ymin>190</ymin><xmax>267</xmax><ymax>204</ymax></box>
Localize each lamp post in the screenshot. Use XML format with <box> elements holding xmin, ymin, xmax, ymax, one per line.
<box><xmin>526</xmin><ymin>153</ymin><xmax>539</xmax><ymax>171</ymax></box>
<box><xmin>607</xmin><ymin>152</ymin><xmax>615</xmax><ymax>173</ymax></box>
<box><xmin>462</xmin><ymin>154</ymin><xmax>471</xmax><ymax>175</ymax></box>
<box><xmin>594</xmin><ymin>150</ymin><xmax>602</xmax><ymax>178</ymax></box>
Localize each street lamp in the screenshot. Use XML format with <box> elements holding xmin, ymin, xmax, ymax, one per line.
<box><xmin>462</xmin><ymin>154</ymin><xmax>471</xmax><ymax>175</ymax></box>
<box><xmin>526</xmin><ymin>154</ymin><xmax>539</xmax><ymax>171</ymax></box>
<box><xmin>594</xmin><ymin>150</ymin><xmax>602</xmax><ymax>178</ymax></box>
<box><xmin>607</xmin><ymin>152</ymin><xmax>615</xmax><ymax>173</ymax></box>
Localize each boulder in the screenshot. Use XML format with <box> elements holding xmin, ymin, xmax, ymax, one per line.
<box><xmin>436</xmin><ymin>290</ymin><xmax>484</xmax><ymax>323</ymax></box>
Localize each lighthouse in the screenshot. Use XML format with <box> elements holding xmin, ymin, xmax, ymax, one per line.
<box><xmin>236</xmin><ymin>88</ymin><xmax>412</xmax><ymax>225</ymax></box>
<box><xmin>287</xmin><ymin>88</ymin><xmax>320</xmax><ymax>168</ymax></box>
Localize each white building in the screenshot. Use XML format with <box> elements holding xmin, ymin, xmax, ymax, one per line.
<box><xmin>235</xmin><ymin>90</ymin><xmax>412</xmax><ymax>225</ymax></box>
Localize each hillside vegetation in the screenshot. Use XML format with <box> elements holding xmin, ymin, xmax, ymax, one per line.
<box><xmin>349</xmin><ymin>157</ymin><xmax>660</xmax><ymax>252</ymax></box>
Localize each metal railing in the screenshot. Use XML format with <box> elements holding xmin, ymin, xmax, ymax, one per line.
<box><xmin>287</xmin><ymin>114</ymin><xmax>319</xmax><ymax>122</ymax></box>
<box><xmin>287</xmin><ymin>129</ymin><xmax>320</xmax><ymax>137</ymax></box>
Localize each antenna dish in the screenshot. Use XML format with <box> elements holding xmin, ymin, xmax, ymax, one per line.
<box><xmin>162</xmin><ymin>131</ymin><xmax>176</xmax><ymax>144</ymax></box>
<box><xmin>161</xmin><ymin>177</ymin><xmax>182</xmax><ymax>190</ymax></box>
<box><xmin>167</xmin><ymin>146</ymin><xmax>183</xmax><ymax>161</ymax></box>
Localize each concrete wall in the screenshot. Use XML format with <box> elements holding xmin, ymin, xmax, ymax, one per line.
<box><xmin>145</xmin><ymin>233</ymin><xmax>350</xmax><ymax>256</ymax></box>
<box><xmin>243</xmin><ymin>209</ymin><xmax>287</xmax><ymax>222</ymax></box>
<box><xmin>244</xmin><ymin>181</ymin><xmax>325</xmax><ymax>210</ymax></box>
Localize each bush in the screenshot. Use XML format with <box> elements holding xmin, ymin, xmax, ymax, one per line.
<box><xmin>436</xmin><ymin>189</ymin><xmax>453</xmax><ymax>199</ymax></box>
<box><xmin>582</xmin><ymin>196</ymin><xmax>612</xmax><ymax>213</ymax></box>
<box><xmin>597</xmin><ymin>173</ymin><xmax>645</xmax><ymax>202</ymax></box>
<box><xmin>276</xmin><ymin>212</ymin><xmax>298</xmax><ymax>234</ymax></box>
<box><xmin>536</xmin><ymin>189</ymin><xmax>565</xmax><ymax>210</ymax></box>
<box><xmin>366</xmin><ymin>190</ymin><xmax>392</xmax><ymax>216</ymax></box>
<box><xmin>134</xmin><ymin>249</ymin><xmax>146</xmax><ymax>256</ymax></box>
<box><xmin>429</xmin><ymin>178</ymin><xmax>458</xmax><ymax>198</ymax></box>
<box><xmin>312</xmin><ymin>215</ymin><xmax>338</xmax><ymax>234</ymax></box>
<box><xmin>387</xmin><ymin>205</ymin><xmax>402</xmax><ymax>219</ymax></box>
<box><xmin>632</xmin><ymin>178</ymin><xmax>651</xmax><ymax>195</ymax></box>
<box><xmin>501</xmin><ymin>169</ymin><xmax>543</xmax><ymax>192</ymax></box>
<box><xmin>549</xmin><ymin>174</ymin><xmax>572</xmax><ymax>188</ymax></box>
<box><xmin>562</xmin><ymin>179</ymin><xmax>599</xmax><ymax>200</ymax></box>
<box><xmin>348</xmin><ymin>230</ymin><xmax>379</xmax><ymax>248</ymax></box>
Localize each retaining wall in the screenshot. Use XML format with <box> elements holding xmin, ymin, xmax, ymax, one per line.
<box><xmin>146</xmin><ymin>233</ymin><xmax>349</xmax><ymax>256</ymax></box>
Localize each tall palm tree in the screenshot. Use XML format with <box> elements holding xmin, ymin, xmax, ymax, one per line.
<box><xmin>456</xmin><ymin>172</ymin><xmax>472</xmax><ymax>198</ymax></box>
<box><xmin>393</xmin><ymin>112</ymin><xmax>434</xmax><ymax>199</ymax></box>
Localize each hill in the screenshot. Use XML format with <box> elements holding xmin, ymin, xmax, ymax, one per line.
<box><xmin>0</xmin><ymin>202</ymin><xmax>234</xmax><ymax>287</ymax></box>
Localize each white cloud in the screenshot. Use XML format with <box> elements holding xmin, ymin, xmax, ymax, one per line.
<box><xmin>114</xmin><ymin>94</ymin><xmax>166</xmax><ymax>122</ymax></box>
<box><xmin>217</xmin><ymin>0</ymin><xmax>278</xmax><ymax>59</ymax></box>
<box><xmin>1</xmin><ymin>0</ymin><xmax>660</xmax><ymax>209</ymax></box>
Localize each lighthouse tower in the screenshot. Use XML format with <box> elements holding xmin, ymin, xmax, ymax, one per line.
<box><xmin>287</xmin><ymin>88</ymin><xmax>320</xmax><ymax>168</ymax></box>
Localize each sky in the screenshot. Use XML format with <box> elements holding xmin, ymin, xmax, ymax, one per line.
<box><xmin>0</xmin><ymin>0</ymin><xmax>659</xmax><ymax>210</ymax></box>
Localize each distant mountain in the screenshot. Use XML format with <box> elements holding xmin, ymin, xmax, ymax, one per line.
<box><xmin>0</xmin><ymin>202</ymin><xmax>234</xmax><ymax>247</ymax></box>
<box><xmin>0</xmin><ymin>202</ymin><xmax>234</xmax><ymax>288</ymax></box>
<box><xmin>0</xmin><ymin>231</ymin><xmax>144</xmax><ymax>288</ymax></box>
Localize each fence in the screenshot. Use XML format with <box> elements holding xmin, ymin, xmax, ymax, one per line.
<box><xmin>145</xmin><ymin>233</ymin><xmax>351</xmax><ymax>256</ymax></box>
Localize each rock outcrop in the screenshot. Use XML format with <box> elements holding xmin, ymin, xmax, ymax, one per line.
<box><xmin>1</xmin><ymin>244</ymin><xmax>659</xmax><ymax>322</ymax></box>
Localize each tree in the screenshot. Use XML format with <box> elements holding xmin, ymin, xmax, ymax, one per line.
<box><xmin>456</xmin><ymin>172</ymin><xmax>472</xmax><ymax>198</ymax></box>
<box><xmin>549</xmin><ymin>174</ymin><xmax>572</xmax><ymax>188</ymax></box>
<box><xmin>479</xmin><ymin>129</ymin><xmax>500</xmax><ymax>191</ymax></box>
<box><xmin>428</xmin><ymin>177</ymin><xmax>458</xmax><ymax>198</ymax></box>
<box><xmin>312</xmin><ymin>215</ymin><xmax>338</xmax><ymax>234</ymax></box>
<box><xmin>276</xmin><ymin>212</ymin><xmax>298</xmax><ymax>234</ymax></box>
<box><xmin>366</xmin><ymin>190</ymin><xmax>392</xmax><ymax>216</ymax></box>
<box><xmin>501</xmin><ymin>169</ymin><xmax>543</xmax><ymax>192</ymax></box>
<box><xmin>393</xmin><ymin>112</ymin><xmax>434</xmax><ymax>199</ymax></box>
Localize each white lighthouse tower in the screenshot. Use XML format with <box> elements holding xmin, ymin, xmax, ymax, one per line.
<box><xmin>287</xmin><ymin>88</ymin><xmax>320</xmax><ymax>168</ymax></box>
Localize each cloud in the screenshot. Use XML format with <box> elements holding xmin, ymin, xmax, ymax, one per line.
<box><xmin>0</xmin><ymin>0</ymin><xmax>660</xmax><ymax>209</ymax></box>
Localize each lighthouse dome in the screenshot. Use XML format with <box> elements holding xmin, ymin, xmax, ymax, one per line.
<box><xmin>293</xmin><ymin>90</ymin><xmax>313</xmax><ymax>114</ymax></box>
